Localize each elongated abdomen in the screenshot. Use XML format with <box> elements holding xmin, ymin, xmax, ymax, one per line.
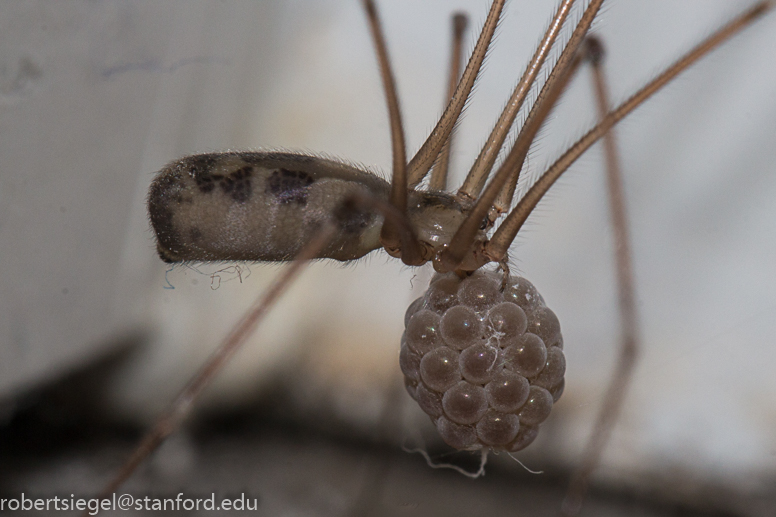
<box><xmin>148</xmin><ymin>152</ymin><xmax>389</xmax><ymax>263</ymax></box>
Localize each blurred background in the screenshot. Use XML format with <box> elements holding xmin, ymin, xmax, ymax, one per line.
<box><xmin>2</xmin><ymin>1</ymin><xmax>776</xmax><ymax>515</ymax></box>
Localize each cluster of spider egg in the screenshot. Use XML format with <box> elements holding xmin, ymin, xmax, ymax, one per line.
<box><xmin>401</xmin><ymin>269</ymin><xmax>565</xmax><ymax>452</ymax></box>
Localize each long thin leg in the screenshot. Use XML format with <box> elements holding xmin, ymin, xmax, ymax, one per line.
<box><xmin>429</xmin><ymin>13</ymin><xmax>468</xmax><ymax>192</ymax></box>
<box><xmin>486</xmin><ymin>0</ymin><xmax>775</xmax><ymax>263</ymax></box>
<box><xmin>456</xmin><ymin>0</ymin><xmax>576</xmax><ymax>200</ymax></box>
<box><xmin>490</xmin><ymin>54</ymin><xmax>582</xmax><ymax>219</ymax></box>
<box><xmin>560</xmin><ymin>36</ymin><xmax>640</xmax><ymax>517</ymax></box>
<box><xmin>92</xmin><ymin>186</ymin><xmax>422</xmax><ymax>507</ymax></box>
<box><xmin>93</xmin><ymin>222</ymin><xmax>339</xmax><ymax>504</ymax></box>
<box><xmin>406</xmin><ymin>0</ymin><xmax>506</xmax><ymax>187</ymax></box>
<box><xmin>439</xmin><ymin>0</ymin><xmax>604</xmax><ymax>272</ymax></box>
<box><xmin>362</xmin><ymin>0</ymin><xmax>423</xmax><ymax>266</ymax></box>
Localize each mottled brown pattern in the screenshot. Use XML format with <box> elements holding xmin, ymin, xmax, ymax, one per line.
<box><xmin>188</xmin><ymin>155</ymin><xmax>219</xmax><ymax>194</ymax></box>
<box><xmin>193</xmin><ymin>163</ymin><xmax>254</xmax><ymax>202</ymax></box>
<box><xmin>265</xmin><ymin>168</ymin><xmax>315</xmax><ymax>205</ymax></box>
<box><xmin>220</xmin><ymin>165</ymin><xmax>253</xmax><ymax>202</ymax></box>
<box><xmin>332</xmin><ymin>197</ymin><xmax>374</xmax><ymax>235</ymax></box>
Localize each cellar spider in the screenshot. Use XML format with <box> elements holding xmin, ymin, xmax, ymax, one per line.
<box><xmin>87</xmin><ymin>0</ymin><xmax>776</xmax><ymax>515</ymax></box>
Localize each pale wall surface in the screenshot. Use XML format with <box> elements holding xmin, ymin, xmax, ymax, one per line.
<box><xmin>2</xmin><ymin>0</ymin><xmax>775</xmax><ymax>501</ymax></box>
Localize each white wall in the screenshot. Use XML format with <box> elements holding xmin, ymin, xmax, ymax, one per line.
<box><xmin>2</xmin><ymin>0</ymin><xmax>775</xmax><ymax>496</ymax></box>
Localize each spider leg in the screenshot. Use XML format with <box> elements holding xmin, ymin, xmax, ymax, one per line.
<box><xmin>439</xmin><ymin>0</ymin><xmax>605</xmax><ymax>272</ymax></box>
<box><xmin>406</xmin><ymin>0</ymin><xmax>506</xmax><ymax>187</ymax></box>
<box><xmin>561</xmin><ymin>36</ymin><xmax>641</xmax><ymax>517</ymax></box>
<box><xmin>488</xmin><ymin>54</ymin><xmax>581</xmax><ymax>220</ymax></box>
<box><xmin>428</xmin><ymin>13</ymin><xmax>469</xmax><ymax>192</ymax></box>
<box><xmin>93</xmin><ymin>182</ymin><xmax>422</xmax><ymax>504</ymax></box>
<box><xmin>456</xmin><ymin>0</ymin><xmax>576</xmax><ymax>200</ymax></box>
<box><xmin>485</xmin><ymin>1</ymin><xmax>774</xmax><ymax>263</ymax></box>
<box><xmin>93</xmin><ymin>221</ymin><xmax>339</xmax><ymax>504</ymax></box>
<box><xmin>362</xmin><ymin>0</ymin><xmax>424</xmax><ymax>265</ymax></box>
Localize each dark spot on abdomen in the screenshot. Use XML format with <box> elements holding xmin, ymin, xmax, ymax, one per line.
<box><xmin>265</xmin><ymin>168</ymin><xmax>314</xmax><ymax>205</ymax></box>
<box><xmin>186</xmin><ymin>155</ymin><xmax>220</xmax><ymax>193</ymax></box>
<box><xmin>220</xmin><ymin>166</ymin><xmax>253</xmax><ymax>202</ymax></box>
<box><xmin>196</xmin><ymin>177</ymin><xmax>217</xmax><ymax>193</ymax></box>
<box><xmin>193</xmin><ymin>163</ymin><xmax>253</xmax><ymax>202</ymax></box>
<box><xmin>333</xmin><ymin>196</ymin><xmax>375</xmax><ymax>235</ymax></box>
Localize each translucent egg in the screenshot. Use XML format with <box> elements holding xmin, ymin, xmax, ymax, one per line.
<box><xmin>400</xmin><ymin>269</ymin><xmax>566</xmax><ymax>452</ymax></box>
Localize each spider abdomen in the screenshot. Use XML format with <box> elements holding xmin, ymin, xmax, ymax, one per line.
<box><xmin>402</xmin><ymin>269</ymin><xmax>565</xmax><ymax>451</ymax></box>
<box><xmin>148</xmin><ymin>151</ymin><xmax>389</xmax><ymax>263</ymax></box>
